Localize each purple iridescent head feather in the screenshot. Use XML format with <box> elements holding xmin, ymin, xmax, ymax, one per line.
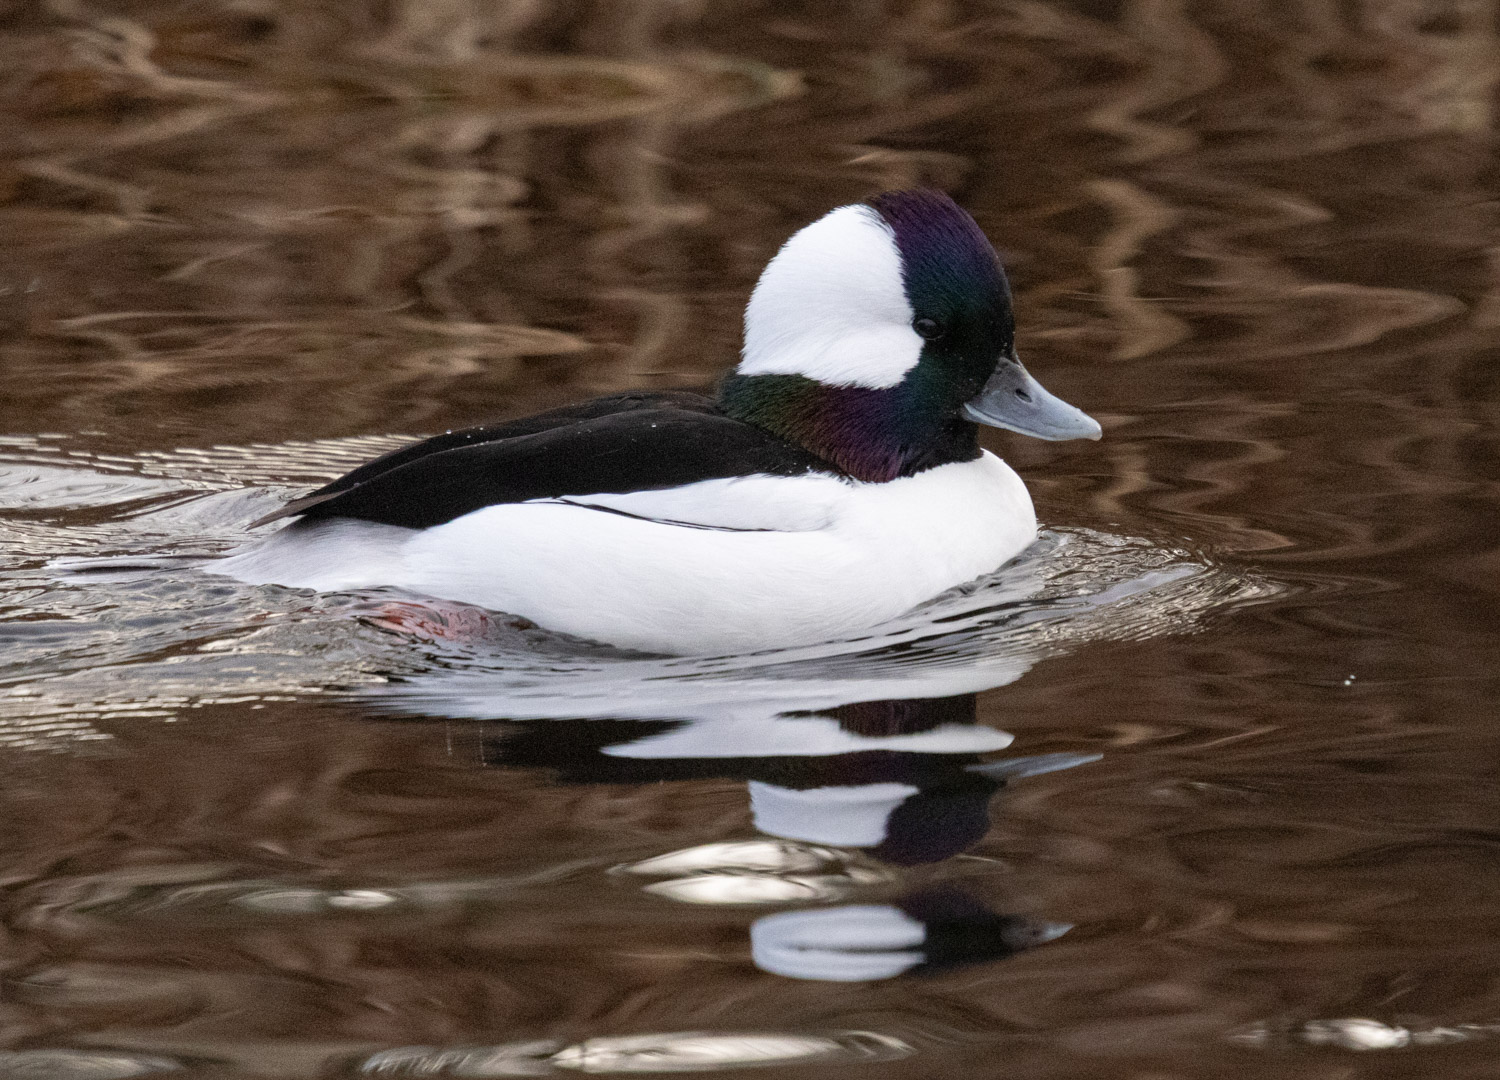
<box><xmin>720</xmin><ymin>190</ymin><xmax>1017</xmax><ymax>482</ymax></box>
<box><xmin>867</xmin><ymin>189</ymin><xmax>1011</xmax><ymax>320</ymax></box>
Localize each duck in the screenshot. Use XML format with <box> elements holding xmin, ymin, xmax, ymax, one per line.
<box><xmin>213</xmin><ymin>189</ymin><xmax>1101</xmax><ymax>655</ymax></box>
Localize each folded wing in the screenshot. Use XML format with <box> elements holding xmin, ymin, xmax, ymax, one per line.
<box><xmin>255</xmin><ymin>395</ymin><xmax>840</xmax><ymax>531</ymax></box>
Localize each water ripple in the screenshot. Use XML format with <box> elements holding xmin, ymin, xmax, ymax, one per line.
<box><xmin>0</xmin><ymin>437</ymin><xmax>1280</xmax><ymax>746</ymax></box>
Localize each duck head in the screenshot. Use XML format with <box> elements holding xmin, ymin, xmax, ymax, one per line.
<box><xmin>719</xmin><ymin>189</ymin><xmax>1100</xmax><ymax>482</ymax></box>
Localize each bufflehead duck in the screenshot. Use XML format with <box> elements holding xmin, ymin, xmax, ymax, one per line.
<box><xmin>215</xmin><ymin>190</ymin><xmax>1101</xmax><ymax>654</ymax></box>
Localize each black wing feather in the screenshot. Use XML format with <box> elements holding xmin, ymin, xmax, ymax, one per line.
<box><xmin>256</xmin><ymin>397</ymin><xmax>837</xmax><ymax>531</ymax></box>
<box><xmin>252</xmin><ymin>391</ymin><xmax>718</xmax><ymax>527</ymax></box>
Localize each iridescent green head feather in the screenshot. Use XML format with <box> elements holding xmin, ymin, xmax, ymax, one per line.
<box><xmin>724</xmin><ymin>190</ymin><xmax>1098</xmax><ymax>481</ymax></box>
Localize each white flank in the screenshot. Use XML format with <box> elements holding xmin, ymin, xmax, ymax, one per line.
<box><xmin>211</xmin><ymin>452</ymin><xmax>1036</xmax><ymax>656</ymax></box>
<box><xmin>544</xmin><ymin>473</ymin><xmax>839</xmax><ymax>532</ymax></box>
<box><xmin>738</xmin><ymin>205</ymin><xmax>922</xmax><ymax>388</ymax></box>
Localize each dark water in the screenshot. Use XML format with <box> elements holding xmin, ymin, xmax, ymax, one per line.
<box><xmin>3</xmin><ymin>1</ymin><xmax>1500</xmax><ymax>1077</ymax></box>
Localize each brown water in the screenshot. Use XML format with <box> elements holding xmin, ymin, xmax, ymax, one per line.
<box><xmin>3</xmin><ymin>1</ymin><xmax>1500</xmax><ymax>1077</ymax></box>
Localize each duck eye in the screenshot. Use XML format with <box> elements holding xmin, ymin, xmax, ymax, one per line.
<box><xmin>913</xmin><ymin>317</ymin><xmax>944</xmax><ymax>340</ymax></box>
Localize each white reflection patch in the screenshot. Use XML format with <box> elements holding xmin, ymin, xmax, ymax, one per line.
<box><xmin>1230</xmin><ymin>1017</ymin><xmax>1500</xmax><ymax>1051</ymax></box>
<box><xmin>361</xmin><ymin>1030</ymin><xmax>913</xmax><ymax>1075</ymax></box>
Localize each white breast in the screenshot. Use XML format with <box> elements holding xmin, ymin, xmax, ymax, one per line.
<box><xmin>214</xmin><ymin>452</ymin><xmax>1036</xmax><ymax>655</ymax></box>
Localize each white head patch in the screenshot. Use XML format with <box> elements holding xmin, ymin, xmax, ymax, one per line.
<box><xmin>738</xmin><ymin>204</ymin><xmax>922</xmax><ymax>389</ymax></box>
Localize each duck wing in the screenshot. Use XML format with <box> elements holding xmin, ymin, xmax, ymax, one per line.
<box><xmin>252</xmin><ymin>391</ymin><xmax>714</xmax><ymax>527</ymax></box>
<box><xmin>251</xmin><ymin>395</ymin><xmax>837</xmax><ymax>531</ymax></box>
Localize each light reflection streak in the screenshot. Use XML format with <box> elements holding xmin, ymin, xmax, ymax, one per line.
<box><xmin>0</xmin><ymin>1049</ymin><xmax>184</xmax><ymax>1078</ymax></box>
<box><xmin>1230</xmin><ymin>1017</ymin><xmax>1500</xmax><ymax>1051</ymax></box>
<box><xmin>361</xmin><ymin>1030</ymin><xmax>914</xmax><ymax>1075</ymax></box>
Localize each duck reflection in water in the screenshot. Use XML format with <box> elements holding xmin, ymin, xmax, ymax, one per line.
<box><xmin>752</xmin><ymin>887</ymin><xmax>1071</xmax><ymax>982</ymax></box>
<box><xmin>477</xmin><ymin>692</ymin><xmax>1092</xmax><ymax>981</ymax></box>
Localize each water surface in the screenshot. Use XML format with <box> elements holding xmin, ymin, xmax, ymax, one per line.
<box><xmin>3</xmin><ymin>2</ymin><xmax>1499</xmax><ymax>1078</ymax></box>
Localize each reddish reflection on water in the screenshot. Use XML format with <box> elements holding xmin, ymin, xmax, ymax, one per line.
<box><xmin>3</xmin><ymin>2</ymin><xmax>1500</xmax><ymax>1078</ymax></box>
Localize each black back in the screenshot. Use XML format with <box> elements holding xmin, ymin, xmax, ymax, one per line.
<box><xmin>254</xmin><ymin>391</ymin><xmax>841</xmax><ymax>530</ymax></box>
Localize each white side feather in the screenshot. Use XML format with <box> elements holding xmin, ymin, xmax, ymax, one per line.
<box><xmin>541</xmin><ymin>473</ymin><xmax>840</xmax><ymax>532</ymax></box>
<box><xmin>213</xmin><ymin>454</ymin><xmax>1035</xmax><ymax>656</ymax></box>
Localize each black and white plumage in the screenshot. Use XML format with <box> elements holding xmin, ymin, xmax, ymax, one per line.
<box><xmin>244</xmin><ymin>392</ymin><xmax>831</xmax><ymax>532</ymax></box>
<box><xmin>215</xmin><ymin>190</ymin><xmax>1101</xmax><ymax>655</ymax></box>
